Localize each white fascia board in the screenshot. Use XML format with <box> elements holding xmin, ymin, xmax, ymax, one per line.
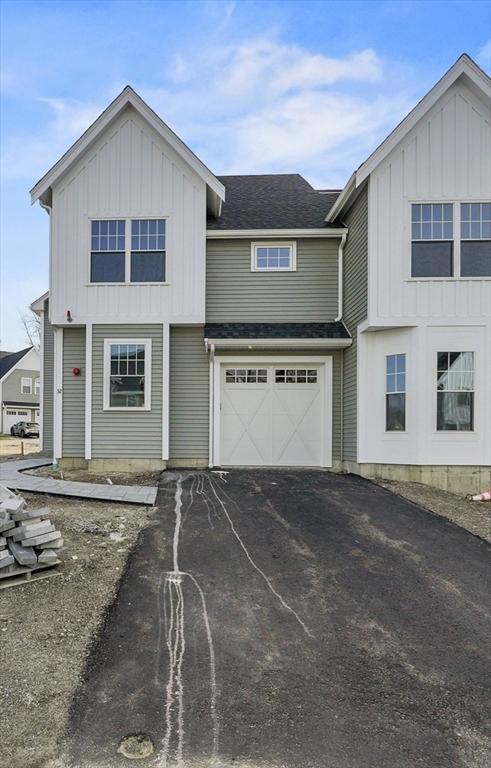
<box><xmin>207</xmin><ymin>337</ymin><xmax>352</xmax><ymax>349</ymax></box>
<box><xmin>356</xmin><ymin>54</ymin><xmax>491</xmax><ymax>185</ymax></box>
<box><xmin>206</xmin><ymin>228</ymin><xmax>347</xmax><ymax>239</ymax></box>
<box><xmin>30</xmin><ymin>87</ymin><xmax>225</xmax><ymax>206</ymax></box>
<box><xmin>30</xmin><ymin>291</ymin><xmax>49</xmax><ymax>314</ymax></box>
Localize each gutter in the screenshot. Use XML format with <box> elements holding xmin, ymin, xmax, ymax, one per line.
<box><xmin>204</xmin><ymin>337</ymin><xmax>352</xmax><ymax>349</ymax></box>
<box><xmin>335</xmin><ymin>230</ymin><xmax>348</xmax><ymax>322</ymax></box>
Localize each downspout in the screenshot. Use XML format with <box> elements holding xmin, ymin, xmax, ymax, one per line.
<box><xmin>205</xmin><ymin>340</ymin><xmax>215</xmax><ymax>467</ymax></box>
<box><xmin>334</xmin><ymin>230</ymin><xmax>347</xmax><ymax>322</ymax></box>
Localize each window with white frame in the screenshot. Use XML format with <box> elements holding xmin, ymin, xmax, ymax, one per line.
<box><xmin>385</xmin><ymin>354</ymin><xmax>406</xmax><ymax>431</ymax></box>
<box><xmin>34</xmin><ymin>378</ymin><xmax>40</xmax><ymax>395</ymax></box>
<box><xmin>411</xmin><ymin>204</ymin><xmax>453</xmax><ymax>277</ymax></box>
<box><xmin>252</xmin><ymin>243</ymin><xmax>296</xmax><ymax>271</ymax></box>
<box><xmin>460</xmin><ymin>203</ymin><xmax>491</xmax><ymax>277</ymax></box>
<box><xmin>103</xmin><ymin>340</ymin><xmax>151</xmax><ymax>409</ymax></box>
<box><xmin>436</xmin><ymin>352</ymin><xmax>474</xmax><ymax>431</ymax></box>
<box><xmin>275</xmin><ymin>368</ymin><xmax>318</xmax><ymax>383</ymax></box>
<box><xmin>225</xmin><ymin>368</ymin><xmax>268</xmax><ymax>383</ymax></box>
<box><xmin>21</xmin><ymin>377</ymin><xmax>32</xmax><ymax>394</ymax></box>
<box><xmin>90</xmin><ymin>219</ymin><xmax>166</xmax><ymax>283</ymax></box>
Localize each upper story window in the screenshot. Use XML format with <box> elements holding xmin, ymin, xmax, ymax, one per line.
<box><xmin>130</xmin><ymin>220</ymin><xmax>166</xmax><ymax>282</ymax></box>
<box><xmin>103</xmin><ymin>339</ymin><xmax>151</xmax><ymax>410</ymax></box>
<box><xmin>21</xmin><ymin>377</ymin><xmax>32</xmax><ymax>394</ymax></box>
<box><xmin>90</xmin><ymin>219</ymin><xmax>166</xmax><ymax>284</ymax></box>
<box><xmin>460</xmin><ymin>203</ymin><xmax>491</xmax><ymax>277</ymax></box>
<box><xmin>411</xmin><ymin>204</ymin><xmax>453</xmax><ymax>277</ymax></box>
<box><xmin>251</xmin><ymin>242</ymin><xmax>296</xmax><ymax>272</ymax></box>
<box><xmin>385</xmin><ymin>354</ymin><xmax>406</xmax><ymax>431</ymax></box>
<box><xmin>437</xmin><ymin>351</ymin><xmax>474</xmax><ymax>431</ymax></box>
<box><xmin>411</xmin><ymin>202</ymin><xmax>491</xmax><ymax>278</ymax></box>
<box><xmin>34</xmin><ymin>378</ymin><xmax>40</xmax><ymax>395</ymax></box>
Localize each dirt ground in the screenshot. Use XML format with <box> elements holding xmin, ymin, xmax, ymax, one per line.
<box><xmin>28</xmin><ymin>465</ymin><xmax>161</xmax><ymax>487</ymax></box>
<box><xmin>0</xmin><ymin>491</ymin><xmax>153</xmax><ymax>768</ymax></box>
<box><xmin>0</xmin><ymin>435</ymin><xmax>40</xmax><ymax>457</ymax></box>
<box><xmin>377</xmin><ymin>478</ymin><xmax>491</xmax><ymax>543</ymax></box>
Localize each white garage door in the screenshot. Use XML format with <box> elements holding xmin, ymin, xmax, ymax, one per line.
<box><xmin>3</xmin><ymin>409</ymin><xmax>29</xmax><ymax>434</ymax></box>
<box><xmin>220</xmin><ymin>363</ymin><xmax>330</xmax><ymax>467</ymax></box>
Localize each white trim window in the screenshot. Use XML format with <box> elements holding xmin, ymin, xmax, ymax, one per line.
<box><xmin>460</xmin><ymin>203</ymin><xmax>491</xmax><ymax>277</ymax></box>
<box><xmin>251</xmin><ymin>242</ymin><xmax>296</xmax><ymax>272</ymax></box>
<box><xmin>130</xmin><ymin>219</ymin><xmax>166</xmax><ymax>282</ymax></box>
<box><xmin>436</xmin><ymin>351</ymin><xmax>474</xmax><ymax>431</ymax></box>
<box><xmin>90</xmin><ymin>218</ymin><xmax>167</xmax><ymax>284</ymax></box>
<box><xmin>34</xmin><ymin>378</ymin><xmax>40</xmax><ymax>395</ymax></box>
<box><xmin>103</xmin><ymin>339</ymin><xmax>152</xmax><ymax>410</ymax></box>
<box><xmin>21</xmin><ymin>377</ymin><xmax>32</xmax><ymax>394</ymax></box>
<box><xmin>90</xmin><ymin>220</ymin><xmax>126</xmax><ymax>282</ymax></box>
<box><xmin>411</xmin><ymin>204</ymin><xmax>453</xmax><ymax>277</ymax></box>
<box><xmin>385</xmin><ymin>354</ymin><xmax>406</xmax><ymax>431</ymax></box>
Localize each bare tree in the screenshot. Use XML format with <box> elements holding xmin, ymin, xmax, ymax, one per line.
<box><xmin>21</xmin><ymin>310</ymin><xmax>41</xmax><ymax>350</ymax></box>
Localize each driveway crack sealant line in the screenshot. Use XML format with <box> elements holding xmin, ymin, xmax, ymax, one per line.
<box><xmin>206</xmin><ymin>476</ymin><xmax>313</xmax><ymax>638</ymax></box>
<box><xmin>157</xmin><ymin>475</ymin><xmax>219</xmax><ymax>768</ymax></box>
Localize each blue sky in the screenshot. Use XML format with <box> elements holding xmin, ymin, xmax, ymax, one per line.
<box><xmin>0</xmin><ymin>0</ymin><xmax>490</xmax><ymax>349</ymax></box>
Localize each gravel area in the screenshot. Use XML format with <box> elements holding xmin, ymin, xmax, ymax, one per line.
<box><xmin>377</xmin><ymin>479</ymin><xmax>491</xmax><ymax>543</ymax></box>
<box><xmin>27</xmin><ymin>465</ymin><xmax>161</xmax><ymax>487</ymax></box>
<box><xmin>0</xmin><ymin>491</ymin><xmax>153</xmax><ymax>768</ymax></box>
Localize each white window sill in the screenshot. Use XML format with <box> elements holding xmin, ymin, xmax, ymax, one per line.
<box><xmin>103</xmin><ymin>406</ymin><xmax>151</xmax><ymax>412</ymax></box>
<box><xmin>405</xmin><ymin>277</ymin><xmax>491</xmax><ymax>282</ymax></box>
<box><xmin>87</xmin><ymin>282</ymin><xmax>171</xmax><ymax>287</ymax></box>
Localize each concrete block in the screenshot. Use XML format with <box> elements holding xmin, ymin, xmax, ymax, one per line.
<box><xmin>0</xmin><ymin>497</ymin><xmax>26</xmax><ymax>514</ymax></box>
<box><xmin>0</xmin><ymin>554</ymin><xmax>15</xmax><ymax>569</ymax></box>
<box><xmin>0</xmin><ymin>518</ymin><xmax>15</xmax><ymax>534</ymax></box>
<box><xmin>8</xmin><ymin>540</ymin><xmax>37</xmax><ymax>567</ymax></box>
<box><xmin>37</xmin><ymin>549</ymin><xmax>61</xmax><ymax>565</ymax></box>
<box><xmin>12</xmin><ymin>522</ymin><xmax>55</xmax><ymax>542</ymax></box>
<box><xmin>0</xmin><ymin>548</ymin><xmax>13</xmax><ymax>562</ymax></box>
<box><xmin>0</xmin><ymin>537</ymin><xmax>6</xmax><ymax>547</ymax></box>
<box><xmin>38</xmin><ymin>538</ymin><xmax>64</xmax><ymax>549</ymax></box>
<box><xmin>12</xmin><ymin>507</ymin><xmax>50</xmax><ymax>522</ymax></box>
<box><xmin>21</xmin><ymin>530</ymin><xmax>62</xmax><ymax>547</ymax></box>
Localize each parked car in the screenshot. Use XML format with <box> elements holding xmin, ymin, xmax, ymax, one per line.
<box><xmin>10</xmin><ymin>421</ymin><xmax>39</xmax><ymax>438</ymax></box>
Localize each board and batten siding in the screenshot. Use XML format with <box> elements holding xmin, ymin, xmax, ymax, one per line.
<box><xmin>91</xmin><ymin>324</ymin><xmax>163</xmax><ymax>458</ymax></box>
<box><xmin>206</xmin><ymin>238</ymin><xmax>339</xmax><ymax>321</ymax></box>
<box><xmin>49</xmin><ymin>105</ymin><xmax>207</xmax><ymax>327</ymax></box>
<box><xmin>62</xmin><ymin>327</ymin><xmax>86</xmax><ymax>457</ymax></box>
<box><xmin>42</xmin><ymin>304</ymin><xmax>55</xmax><ymax>454</ymax></box>
<box><xmin>342</xmin><ymin>185</ymin><xmax>368</xmax><ymax>463</ymax></box>
<box><xmin>216</xmin><ymin>348</ymin><xmax>342</xmax><ymax>462</ymax></box>
<box><xmin>169</xmin><ymin>326</ymin><xmax>209</xmax><ymax>459</ymax></box>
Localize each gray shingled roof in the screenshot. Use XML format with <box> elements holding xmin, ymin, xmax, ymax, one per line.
<box><xmin>207</xmin><ymin>175</ymin><xmax>341</xmax><ymax>230</ymax></box>
<box><xmin>0</xmin><ymin>347</ymin><xmax>33</xmax><ymax>380</ymax></box>
<box><xmin>204</xmin><ymin>322</ymin><xmax>350</xmax><ymax>340</ymax></box>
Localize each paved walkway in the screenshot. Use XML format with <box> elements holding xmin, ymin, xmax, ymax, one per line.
<box><xmin>0</xmin><ymin>458</ymin><xmax>157</xmax><ymax>505</ymax></box>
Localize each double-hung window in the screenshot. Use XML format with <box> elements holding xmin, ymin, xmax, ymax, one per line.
<box><xmin>21</xmin><ymin>377</ymin><xmax>32</xmax><ymax>395</ymax></box>
<box><xmin>411</xmin><ymin>204</ymin><xmax>453</xmax><ymax>277</ymax></box>
<box><xmin>103</xmin><ymin>339</ymin><xmax>151</xmax><ymax>410</ymax></box>
<box><xmin>252</xmin><ymin>242</ymin><xmax>296</xmax><ymax>271</ymax></box>
<box><xmin>90</xmin><ymin>219</ymin><xmax>166</xmax><ymax>283</ymax></box>
<box><xmin>460</xmin><ymin>203</ymin><xmax>491</xmax><ymax>277</ymax></box>
<box><xmin>385</xmin><ymin>354</ymin><xmax>406</xmax><ymax>431</ymax></box>
<box><xmin>436</xmin><ymin>352</ymin><xmax>474</xmax><ymax>431</ymax></box>
<box><xmin>34</xmin><ymin>378</ymin><xmax>40</xmax><ymax>395</ymax></box>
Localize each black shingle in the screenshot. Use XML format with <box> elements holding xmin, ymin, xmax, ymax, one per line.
<box><xmin>204</xmin><ymin>322</ymin><xmax>350</xmax><ymax>340</ymax></box>
<box><xmin>207</xmin><ymin>175</ymin><xmax>340</xmax><ymax>230</ymax></box>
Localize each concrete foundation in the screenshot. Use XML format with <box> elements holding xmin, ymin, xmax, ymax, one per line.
<box><xmin>59</xmin><ymin>458</ymin><xmax>89</xmax><ymax>470</ymax></box>
<box><xmin>167</xmin><ymin>458</ymin><xmax>209</xmax><ymax>469</ymax></box>
<box><xmin>342</xmin><ymin>461</ymin><xmax>491</xmax><ymax>495</ymax></box>
<box><xmin>87</xmin><ymin>458</ymin><xmax>167</xmax><ymax>473</ymax></box>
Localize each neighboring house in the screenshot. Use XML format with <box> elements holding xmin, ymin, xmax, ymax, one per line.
<box><xmin>0</xmin><ymin>347</ymin><xmax>40</xmax><ymax>433</ymax></box>
<box><xmin>30</xmin><ymin>54</ymin><xmax>490</xmax><ymax>492</ymax></box>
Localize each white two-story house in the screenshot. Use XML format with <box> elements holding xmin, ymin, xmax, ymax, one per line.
<box><xmin>31</xmin><ymin>54</ymin><xmax>490</xmax><ymax>492</ymax></box>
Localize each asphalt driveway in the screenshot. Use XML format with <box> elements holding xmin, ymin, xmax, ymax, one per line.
<box><xmin>66</xmin><ymin>470</ymin><xmax>490</xmax><ymax>768</ymax></box>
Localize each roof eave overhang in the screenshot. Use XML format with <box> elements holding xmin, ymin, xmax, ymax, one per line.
<box><xmin>204</xmin><ymin>337</ymin><xmax>352</xmax><ymax>349</ymax></box>
<box><xmin>30</xmin><ymin>291</ymin><xmax>49</xmax><ymax>315</ymax></box>
<box><xmin>30</xmin><ymin>87</ymin><xmax>225</xmax><ymax>208</ymax></box>
<box><xmin>206</xmin><ymin>227</ymin><xmax>347</xmax><ymax>239</ymax></box>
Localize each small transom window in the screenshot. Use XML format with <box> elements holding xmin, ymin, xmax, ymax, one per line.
<box><xmin>275</xmin><ymin>369</ymin><xmax>317</xmax><ymax>384</ymax></box>
<box><xmin>252</xmin><ymin>243</ymin><xmax>296</xmax><ymax>271</ymax></box>
<box><xmin>225</xmin><ymin>368</ymin><xmax>267</xmax><ymax>384</ymax></box>
<box><xmin>104</xmin><ymin>339</ymin><xmax>151</xmax><ymax>410</ymax></box>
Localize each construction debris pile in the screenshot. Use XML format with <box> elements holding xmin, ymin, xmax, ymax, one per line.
<box><xmin>0</xmin><ymin>495</ymin><xmax>63</xmax><ymax>577</ymax></box>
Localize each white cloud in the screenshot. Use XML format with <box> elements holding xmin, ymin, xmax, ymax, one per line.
<box><xmin>476</xmin><ymin>39</ymin><xmax>491</xmax><ymax>72</ymax></box>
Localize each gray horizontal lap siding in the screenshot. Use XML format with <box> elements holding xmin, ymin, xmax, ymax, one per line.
<box><xmin>206</xmin><ymin>238</ymin><xmax>339</xmax><ymax>321</ymax></box>
<box><xmin>43</xmin><ymin>305</ymin><xmax>54</xmax><ymax>454</ymax></box>
<box><xmin>169</xmin><ymin>326</ymin><xmax>209</xmax><ymax>459</ymax></box>
<box><xmin>92</xmin><ymin>324</ymin><xmax>163</xmax><ymax>459</ymax></box>
<box><xmin>342</xmin><ymin>185</ymin><xmax>368</xmax><ymax>463</ymax></box>
<box><xmin>2</xmin><ymin>369</ymin><xmax>40</xmax><ymax>404</ymax></box>
<box><xmin>216</xmin><ymin>348</ymin><xmax>342</xmax><ymax>462</ymax></box>
<box><xmin>62</xmin><ymin>327</ymin><xmax>85</xmax><ymax>457</ymax></box>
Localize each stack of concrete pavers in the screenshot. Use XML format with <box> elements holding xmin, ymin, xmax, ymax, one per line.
<box><xmin>0</xmin><ymin>494</ymin><xmax>63</xmax><ymax>576</ymax></box>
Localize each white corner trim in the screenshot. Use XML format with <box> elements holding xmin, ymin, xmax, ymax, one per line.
<box><xmin>85</xmin><ymin>323</ymin><xmax>92</xmax><ymax>460</ymax></box>
<box><xmin>39</xmin><ymin>311</ymin><xmax>44</xmax><ymax>450</ymax></box>
<box><xmin>250</xmin><ymin>241</ymin><xmax>297</xmax><ymax>272</ymax></box>
<box><xmin>335</xmin><ymin>232</ymin><xmax>347</xmax><ymax>321</ymax></box>
<box><xmin>208</xmin><ymin>343</ymin><xmax>215</xmax><ymax>468</ymax></box>
<box><xmin>207</xmin><ymin>228</ymin><xmax>347</xmax><ymax>238</ymax></box>
<box><xmin>102</xmin><ymin>338</ymin><xmax>152</xmax><ymax>411</ymax></box>
<box><xmin>162</xmin><ymin>324</ymin><xmax>170</xmax><ymax>460</ymax></box>
<box><xmin>53</xmin><ymin>327</ymin><xmax>63</xmax><ymax>460</ymax></box>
